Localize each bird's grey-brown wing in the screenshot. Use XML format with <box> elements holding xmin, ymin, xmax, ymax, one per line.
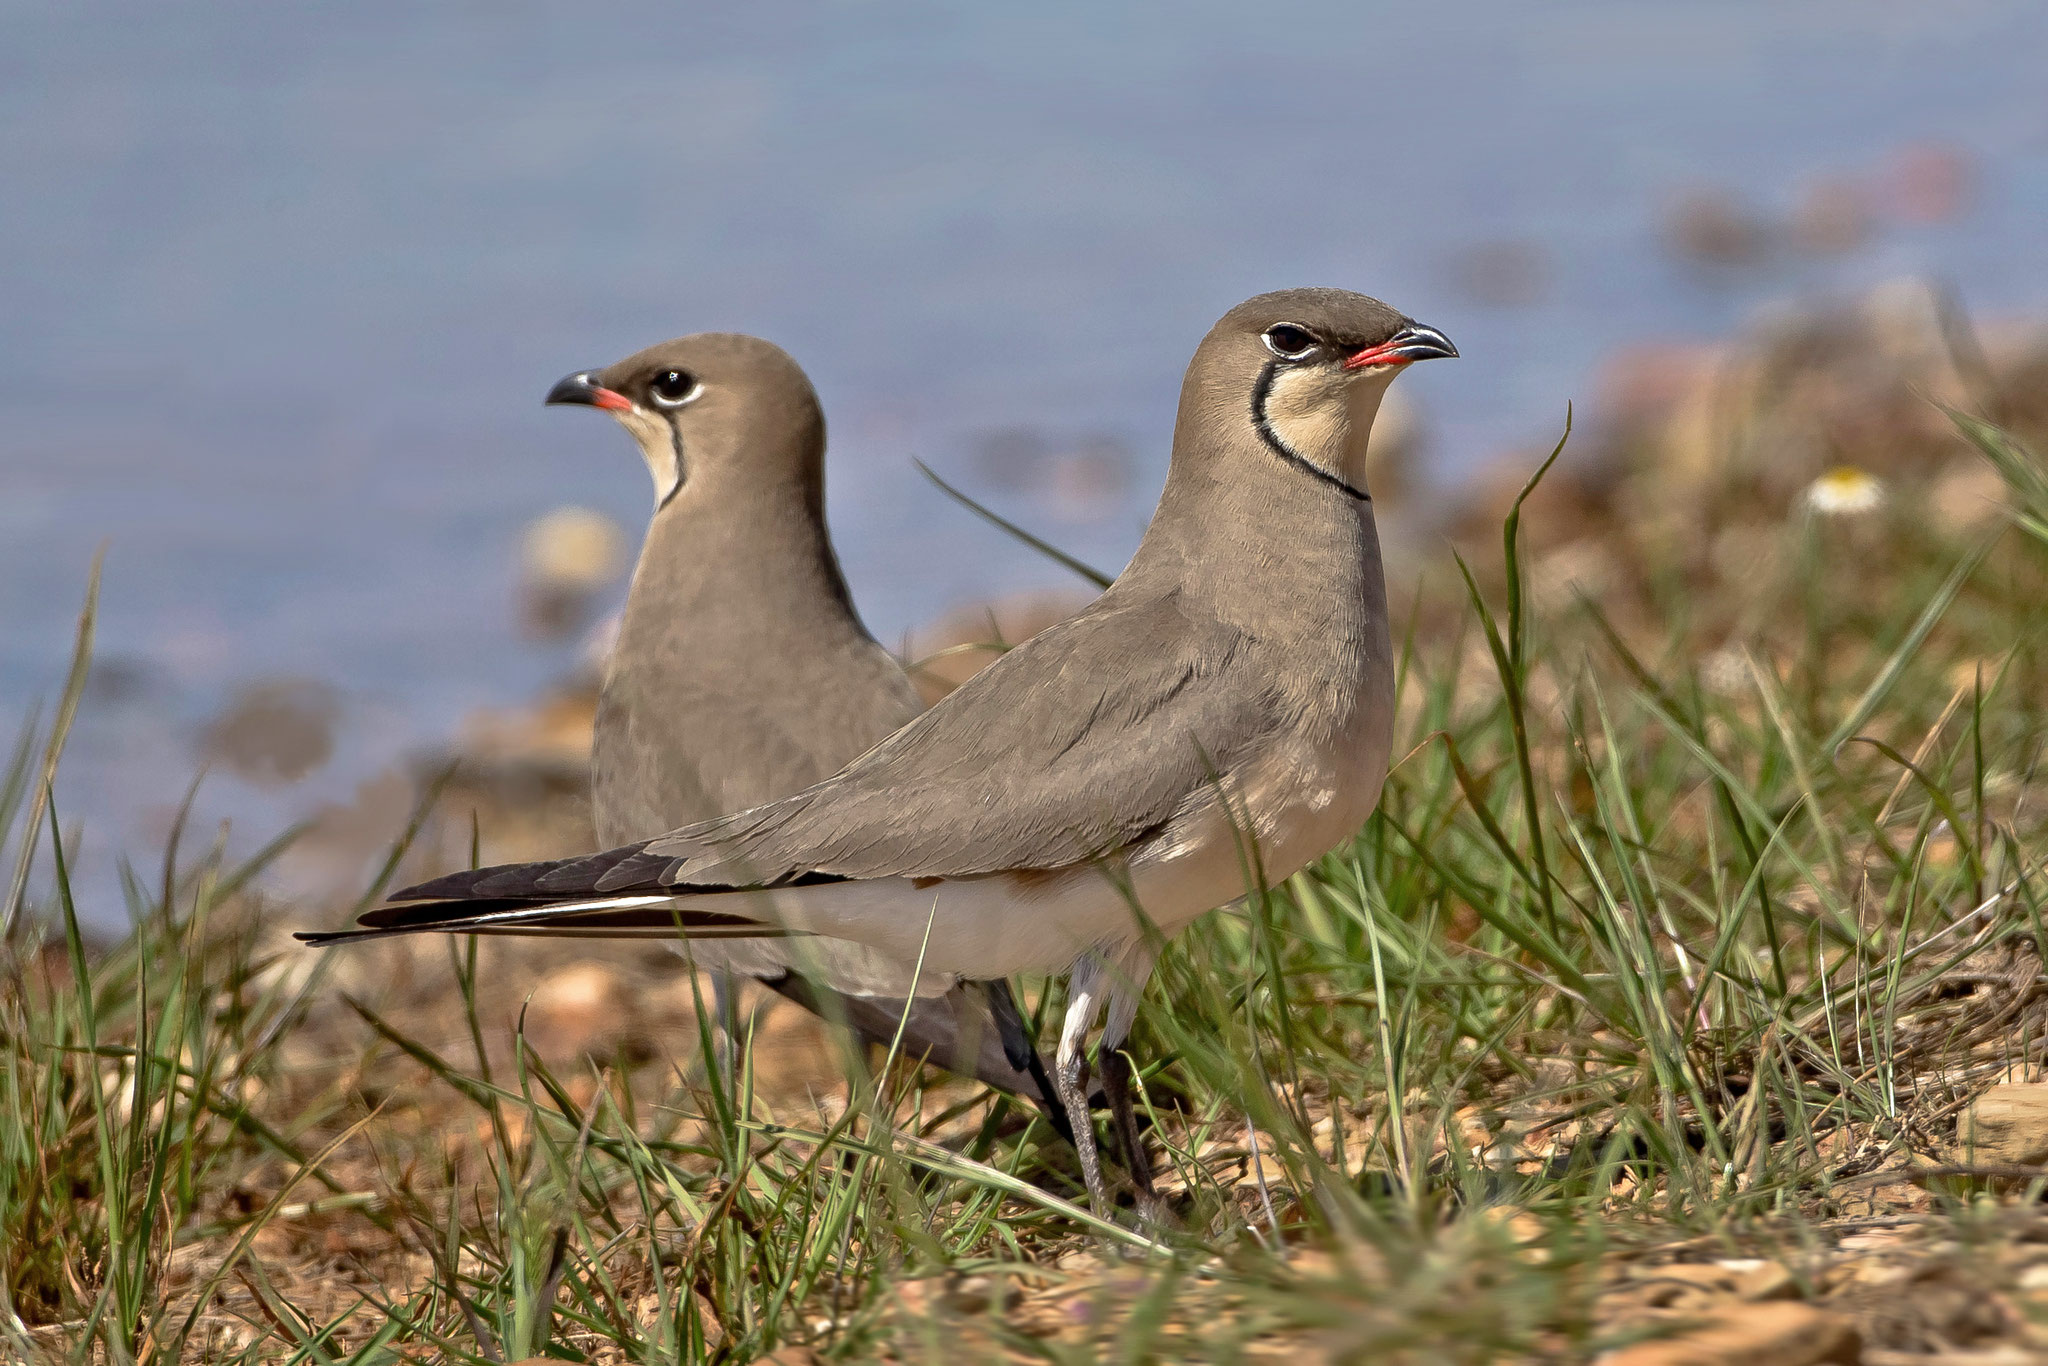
<box><xmin>622</xmin><ymin>590</ymin><xmax>1270</xmax><ymax>888</ymax></box>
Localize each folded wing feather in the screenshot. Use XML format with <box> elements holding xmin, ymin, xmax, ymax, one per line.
<box><xmin>301</xmin><ymin>591</ymin><xmax>1270</xmax><ymax>947</ymax></box>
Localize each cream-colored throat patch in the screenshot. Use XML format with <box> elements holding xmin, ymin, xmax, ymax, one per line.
<box><xmin>613</xmin><ymin>407</ymin><xmax>683</xmax><ymax>504</ymax></box>
<box><xmin>1260</xmin><ymin>365</ymin><xmax>1393</xmax><ymax>490</ymax></box>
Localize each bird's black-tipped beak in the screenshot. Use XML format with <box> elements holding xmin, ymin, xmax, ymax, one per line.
<box><xmin>1343</xmin><ymin>323</ymin><xmax>1459</xmax><ymax>370</ymax></box>
<box><xmin>546</xmin><ymin>371</ymin><xmax>633</xmax><ymax>411</ymax></box>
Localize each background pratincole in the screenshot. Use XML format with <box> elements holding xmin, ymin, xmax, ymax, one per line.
<box><xmin>303</xmin><ymin>288</ymin><xmax>1456</xmax><ymax>1210</ymax></box>
<box><xmin>541</xmin><ymin>333</ymin><xmax>1060</xmax><ymax>1110</ymax></box>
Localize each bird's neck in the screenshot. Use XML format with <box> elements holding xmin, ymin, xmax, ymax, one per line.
<box><xmin>1129</xmin><ymin>428</ymin><xmax>1389</xmax><ymax>641</ymax></box>
<box><xmin>616</xmin><ymin>474</ymin><xmax>868</xmax><ymax>661</ymax></box>
<box><xmin>591</xmin><ymin>457</ymin><xmax>920</xmax><ymax>846</ymax></box>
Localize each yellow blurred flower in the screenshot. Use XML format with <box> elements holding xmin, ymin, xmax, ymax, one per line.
<box><xmin>1804</xmin><ymin>465</ymin><xmax>1886</xmax><ymax>517</ymax></box>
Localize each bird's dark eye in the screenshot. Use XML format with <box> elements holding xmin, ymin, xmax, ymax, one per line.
<box><xmin>648</xmin><ymin>369</ymin><xmax>701</xmax><ymax>407</ymax></box>
<box><xmin>1261</xmin><ymin>324</ymin><xmax>1319</xmax><ymax>360</ymax></box>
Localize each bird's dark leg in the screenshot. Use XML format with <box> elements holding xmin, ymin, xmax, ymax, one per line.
<box><xmin>984</xmin><ymin>979</ymin><xmax>1077</xmax><ymax>1148</ymax></box>
<box><xmin>1095</xmin><ymin>946</ymin><xmax>1162</xmax><ymax>1220</ymax></box>
<box><xmin>1097</xmin><ymin>1042</ymin><xmax>1156</xmax><ymax>1204</ymax></box>
<box><xmin>984</xmin><ymin>977</ymin><xmax>1040</xmax><ymax>1073</ymax></box>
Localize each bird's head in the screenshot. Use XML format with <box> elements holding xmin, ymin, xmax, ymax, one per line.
<box><xmin>546</xmin><ymin>333</ymin><xmax>824</xmax><ymax>510</ymax></box>
<box><xmin>1191</xmin><ymin>288</ymin><xmax>1456</xmax><ymax>500</ymax></box>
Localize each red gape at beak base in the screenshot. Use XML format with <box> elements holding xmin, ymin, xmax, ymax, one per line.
<box><xmin>591</xmin><ymin>387</ymin><xmax>634</xmax><ymax>412</ymax></box>
<box><xmin>1343</xmin><ymin>322</ymin><xmax>1459</xmax><ymax>370</ymax></box>
<box><xmin>1343</xmin><ymin>340</ymin><xmax>1415</xmax><ymax>370</ymax></box>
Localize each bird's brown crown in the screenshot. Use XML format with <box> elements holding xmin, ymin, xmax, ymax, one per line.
<box><xmin>591</xmin><ymin>332</ymin><xmax>817</xmax><ymax>417</ymax></box>
<box><xmin>1212</xmin><ymin>288</ymin><xmax>1413</xmax><ymax>358</ymax></box>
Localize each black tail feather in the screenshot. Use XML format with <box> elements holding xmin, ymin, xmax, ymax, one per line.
<box><xmin>294</xmin><ymin>892</ymin><xmax>779</xmax><ymax>947</ymax></box>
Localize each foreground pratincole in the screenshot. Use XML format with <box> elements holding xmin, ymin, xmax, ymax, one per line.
<box><xmin>547</xmin><ymin>333</ymin><xmax>1060</xmax><ymax>1104</ymax></box>
<box><xmin>303</xmin><ymin>289</ymin><xmax>1455</xmax><ymax>1210</ymax></box>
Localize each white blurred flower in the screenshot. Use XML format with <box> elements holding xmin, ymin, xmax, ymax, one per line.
<box><xmin>1700</xmin><ymin>646</ymin><xmax>1750</xmax><ymax>696</ymax></box>
<box><xmin>1804</xmin><ymin>466</ymin><xmax>1886</xmax><ymax>517</ymax></box>
<box><xmin>522</xmin><ymin>505</ymin><xmax>627</xmax><ymax>592</ymax></box>
<box><xmin>520</xmin><ymin>505</ymin><xmax>628</xmax><ymax>642</ymax></box>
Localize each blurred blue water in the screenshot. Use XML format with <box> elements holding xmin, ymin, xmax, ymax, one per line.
<box><xmin>2</xmin><ymin>2</ymin><xmax>2045</xmax><ymax>908</ymax></box>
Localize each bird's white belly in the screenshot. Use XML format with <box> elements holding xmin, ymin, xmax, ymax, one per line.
<box><xmin>1125</xmin><ymin>734</ymin><xmax>1391</xmax><ymax>935</ymax></box>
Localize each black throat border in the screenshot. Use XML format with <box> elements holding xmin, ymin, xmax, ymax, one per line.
<box><xmin>1249</xmin><ymin>360</ymin><xmax>1371</xmax><ymax>503</ymax></box>
<box><xmin>658</xmin><ymin>421</ymin><xmax>687</xmax><ymax>509</ymax></box>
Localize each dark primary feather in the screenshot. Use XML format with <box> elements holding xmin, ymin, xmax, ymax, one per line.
<box><xmin>382</xmin><ymin>843</ymin><xmax>847</xmax><ymax>907</ymax></box>
<box><xmin>384</xmin><ymin>850</ymin><xmax>643</xmax><ymax>903</ymax></box>
<box><xmin>476</xmin><ymin>842</ymin><xmax>658</xmax><ymax>898</ymax></box>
